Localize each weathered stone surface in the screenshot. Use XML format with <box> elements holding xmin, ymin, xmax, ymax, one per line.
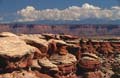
<box><xmin>60</xmin><ymin>35</ymin><xmax>78</xmax><ymax>40</ymax></box>
<box><xmin>38</xmin><ymin>57</ymin><xmax>58</xmax><ymax>70</ymax></box>
<box><xmin>50</xmin><ymin>53</ymin><xmax>77</xmax><ymax>65</ymax></box>
<box><xmin>79</xmin><ymin>53</ymin><xmax>100</xmax><ymax>70</ymax></box>
<box><xmin>0</xmin><ymin>71</ymin><xmax>38</xmax><ymax>78</ymax></box>
<box><xmin>0</xmin><ymin>37</ymin><xmax>35</xmax><ymax>57</ymax></box>
<box><xmin>48</xmin><ymin>39</ymin><xmax>69</xmax><ymax>55</ymax></box>
<box><xmin>58</xmin><ymin>63</ymin><xmax>76</xmax><ymax>73</ymax></box>
<box><xmin>31</xmin><ymin>59</ymin><xmax>41</xmax><ymax>69</ymax></box>
<box><xmin>33</xmin><ymin>70</ymin><xmax>53</xmax><ymax>78</ymax></box>
<box><xmin>48</xmin><ymin>39</ymin><xmax>68</xmax><ymax>46</ymax></box>
<box><xmin>0</xmin><ymin>32</ymin><xmax>18</xmax><ymax>37</ymax></box>
<box><xmin>0</xmin><ymin>33</ymin><xmax>119</xmax><ymax>78</ymax></box>
<box><xmin>48</xmin><ymin>39</ymin><xmax>78</xmax><ymax>77</ymax></box>
<box><xmin>21</xmin><ymin>34</ymin><xmax>45</xmax><ymax>38</ymax></box>
<box><xmin>0</xmin><ymin>37</ymin><xmax>37</xmax><ymax>71</ymax></box>
<box><xmin>0</xmin><ymin>70</ymin><xmax>52</xmax><ymax>78</ymax></box>
<box><xmin>20</xmin><ymin>34</ymin><xmax>48</xmax><ymax>54</ymax></box>
<box><xmin>42</xmin><ymin>33</ymin><xmax>56</xmax><ymax>40</ymax></box>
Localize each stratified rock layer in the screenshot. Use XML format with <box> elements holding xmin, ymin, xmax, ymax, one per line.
<box><xmin>0</xmin><ymin>32</ymin><xmax>119</xmax><ymax>78</ymax></box>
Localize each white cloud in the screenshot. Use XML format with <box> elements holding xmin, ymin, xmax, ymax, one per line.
<box><xmin>112</xmin><ymin>6</ymin><xmax>120</xmax><ymax>9</ymax></box>
<box><xmin>17</xmin><ymin>3</ymin><xmax>120</xmax><ymax>22</ymax></box>
<box><xmin>81</xmin><ymin>3</ymin><xmax>101</xmax><ymax>9</ymax></box>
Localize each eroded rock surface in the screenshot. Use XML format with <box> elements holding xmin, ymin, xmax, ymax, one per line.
<box><xmin>0</xmin><ymin>37</ymin><xmax>39</xmax><ymax>72</ymax></box>
<box><xmin>0</xmin><ymin>32</ymin><xmax>119</xmax><ymax>78</ymax></box>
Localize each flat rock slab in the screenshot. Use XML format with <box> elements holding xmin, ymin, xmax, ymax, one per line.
<box><xmin>0</xmin><ymin>37</ymin><xmax>36</xmax><ymax>57</ymax></box>
<box><xmin>0</xmin><ymin>37</ymin><xmax>36</xmax><ymax>71</ymax></box>
<box><xmin>19</xmin><ymin>35</ymin><xmax>48</xmax><ymax>54</ymax></box>
<box><xmin>50</xmin><ymin>53</ymin><xmax>77</xmax><ymax>65</ymax></box>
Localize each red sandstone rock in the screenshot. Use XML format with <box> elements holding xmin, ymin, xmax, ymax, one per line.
<box><xmin>0</xmin><ymin>33</ymin><xmax>119</xmax><ymax>78</ymax></box>
<box><xmin>20</xmin><ymin>35</ymin><xmax>48</xmax><ymax>55</ymax></box>
<box><xmin>79</xmin><ymin>53</ymin><xmax>100</xmax><ymax>70</ymax></box>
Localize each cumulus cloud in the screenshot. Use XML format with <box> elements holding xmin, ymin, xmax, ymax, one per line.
<box><xmin>17</xmin><ymin>3</ymin><xmax>120</xmax><ymax>22</ymax></box>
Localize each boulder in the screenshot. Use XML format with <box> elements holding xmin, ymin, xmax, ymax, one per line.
<box><xmin>79</xmin><ymin>53</ymin><xmax>100</xmax><ymax>70</ymax></box>
<box><xmin>38</xmin><ymin>57</ymin><xmax>59</xmax><ymax>76</ymax></box>
<box><xmin>20</xmin><ymin>35</ymin><xmax>48</xmax><ymax>55</ymax></box>
<box><xmin>38</xmin><ymin>57</ymin><xmax>58</xmax><ymax>71</ymax></box>
<box><xmin>49</xmin><ymin>53</ymin><xmax>77</xmax><ymax>77</ymax></box>
<box><xmin>48</xmin><ymin>39</ymin><xmax>69</xmax><ymax>55</ymax></box>
<box><xmin>0</xmin><ymin>37</ymin><xmax>37</xmax><ymax>71</ymax></box>
<box><xmin>50</xmin><ymin>53</ymin><xmax>77</xmax><ymax>65</ymax></box>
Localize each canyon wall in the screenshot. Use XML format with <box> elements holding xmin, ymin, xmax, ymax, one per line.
<box><xmin>0</xmin><ymin>24</ymin><xmax>120</xmax><ymax>37</ymax></box>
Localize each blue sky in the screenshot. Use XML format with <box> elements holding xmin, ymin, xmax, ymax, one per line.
<box><xmin>0</xmin><ymin>0</ymin><xmax>120</xmax><ymax>23</ymax></box>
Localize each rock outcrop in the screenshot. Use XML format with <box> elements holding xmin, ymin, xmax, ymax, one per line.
<box><xmin>0</xmin><ymin>32</ymin><xmax>18</xmax><ymax>37</ymax></box>
<box><xmin>0</xmin><ymin>32</ymin><xmax>119</xmax><ymax>78</ymax></box>
<box><xmin>0</xmin><ymin>37</ymin><xmax>38</xmax><ymax>72</ymax></box>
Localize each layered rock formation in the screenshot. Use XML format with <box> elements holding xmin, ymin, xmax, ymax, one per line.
<box><xmin>0</xmin><ymin>37</ymin><xmax>37</xmax><ymax>72</ymax></box>
<box><xmin>0</xmin><ymin>32</ymin><xmax>119</xmax><ymax>78</ymax></box>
